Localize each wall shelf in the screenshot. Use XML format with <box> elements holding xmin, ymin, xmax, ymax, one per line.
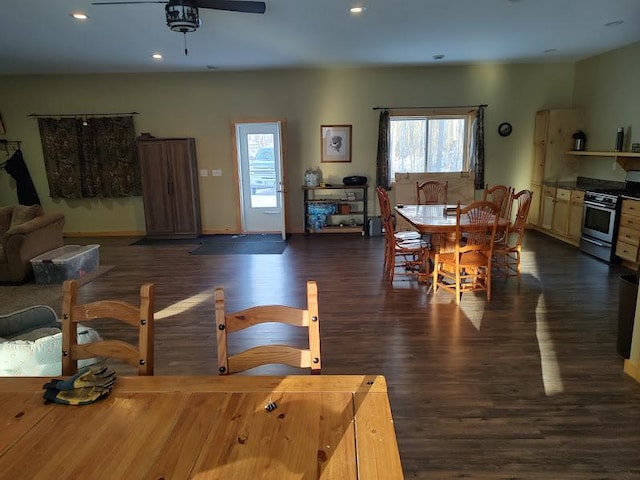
<box><xmin>566</xmin><ymin>151</ymin><xmax>640</xmax><ymax>171</ymax></box>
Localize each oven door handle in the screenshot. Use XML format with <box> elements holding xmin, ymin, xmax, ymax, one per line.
<box><xmin>584</xmin><ymin>200</ymin><xmax>616</xmax><ymax>211</ymax></box>
<box><xmin>581</xmin><ymin>236</ymin><xmax>606</xmax><ymax>247</ymax></box>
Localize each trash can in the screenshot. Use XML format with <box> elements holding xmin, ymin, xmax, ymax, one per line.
<box><xmin>618</xmin><ymin>274</ymin><xmax>638</xmax><ymax>358</ymax></box>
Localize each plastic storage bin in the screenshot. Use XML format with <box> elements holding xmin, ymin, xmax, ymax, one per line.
<box><xmin>307</xmin><ymin>202</ymin><xmax>337</xmax><ymax>230</ymax></box>
<box><xmin>30</xmin><ymin>245</ymin><xmax>100</xmax><ymax>284</ymax></box>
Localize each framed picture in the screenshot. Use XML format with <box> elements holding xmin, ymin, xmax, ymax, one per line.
<box><xmin>321</xmin><ymin>125</ymin><xmax>351</xmax><ymax>163</ymax></box>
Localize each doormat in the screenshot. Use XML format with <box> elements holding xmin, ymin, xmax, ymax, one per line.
<box><xmin>131</xmin><ymin>237</ymin><xmax>205</xmax><ymax>246</ymax></box>
<box><xmin>189</xmin><ymin>234</ymin><xmax>287</xmax><ymax>255</ymax></box>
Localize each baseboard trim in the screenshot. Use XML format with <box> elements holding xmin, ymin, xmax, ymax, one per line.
<box><xmin>64</xmin><ymin>231</ymin><xmax>145</xmax><ymax>237</ymax></box>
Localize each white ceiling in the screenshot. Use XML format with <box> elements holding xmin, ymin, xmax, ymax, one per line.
<box><xmin>1</xmin><ymin>0</ymin><xmax>639</xmax><ymax>75</ymax></box>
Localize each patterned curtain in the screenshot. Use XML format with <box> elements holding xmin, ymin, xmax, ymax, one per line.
<box><xmin>471</xmin><ymin>106</ymin><xmax>485</xmax><ymax>189</ymax></box>
<box><xmin>38</xmin><ymin>116</ymin><xmax>140</xmax><ymax>198</ymax></box>
<box><xmin>375</xmin><ymin>110</ymin><xmax>390</xmax><ymax>189</ymax></box>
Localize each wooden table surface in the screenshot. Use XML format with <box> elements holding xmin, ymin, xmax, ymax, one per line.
<box><xmin>395</xmin><ymin>204</ymin><xmax>509</xmax><ymax>234</ymax></box>
<box><xmin>0</xmin><ymin>375</ymin><xmax>403</xmax><ymax>480</ymax></box>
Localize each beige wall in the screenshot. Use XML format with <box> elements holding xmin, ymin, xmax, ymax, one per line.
<box><xmin>574</xmin><ymin>41</ymin><xmax>640</xmax><ymax>181</ymax></box>
<box><xmin>0</xmin><ymin>63</ymin><xmax>576</xmax><ymax>234</ymax></box>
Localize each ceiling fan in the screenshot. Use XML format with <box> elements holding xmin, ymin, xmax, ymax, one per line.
<box><xmin>92</xmin><ymin>0</ymin><xmax>266</xmax><ymax>54</ymax></box>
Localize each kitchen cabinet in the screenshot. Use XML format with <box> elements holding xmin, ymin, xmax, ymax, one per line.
<box><xmin>530</xmin><ymin>109</ymin><xmax>581</xmax><ymax>229</ymax></box>
<box><xmin>531</xmin><ymin>109</ymin><xmax>582</xmax><ymax>183</ymax></box>
<box><xmin>303</xmin><ymin>184</ymin><xmax>368</xmax><ymax>235</ymax></box>
<box><xmin>527</xmin><ymin>184</ymin><xmax>542</xmax><ymax>227</ymax></box>
<box><xmin>616</xmin><ymin>198</ymin><xmax>640</xmax><ymax>266</ymax></box>
<box><xmin>538</xmin><ymin>186</ymin><xmax>583</xmax><ymax>246</ymax></box>
<box><xmin>568</xmin><ymin>190</ymin><xmax>584</xmax><ymax>240</ymax></box>
<box><xmin>137</xmin><ymin>138</ymin><xmax>201</xmax><ymax>239</ymax></box>
<box><xmin>541</xmin><ymin>186</ymin><xmax>556</xmax><ymax>231</ymax></box>
<box><xmin>551</xmin><ymin>189</ymin><xmax>570</xmax><ymax>236</ymax></box>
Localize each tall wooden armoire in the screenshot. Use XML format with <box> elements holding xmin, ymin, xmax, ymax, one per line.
<box><xmin>137</xmin><ymin>138</ymin><xmax>201</xmax><ymax>239</ymax></box>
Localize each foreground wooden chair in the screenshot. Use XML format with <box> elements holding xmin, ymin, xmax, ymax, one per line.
<box><xmin>432</xmin><ymin>201</ymin><xmax>500</xmax><ymax>304</ymax></box>
<box><xmin>376</xmin><ymin>186</ymin><xmax>428</xmax><ymax>283</ymax></box>
<box><xmin>493</xmin><ymin>189</ymin><xmax>533</xmax><ymax>283</ymax></box>
<box><xmin>61</xmin><ymin>280</ymin><xmax>155</xmax><ymax>375</ymax></box>
<box><xmin>215</xmin><ymin>281</ymin><xmax>321</xmax><ymax>374</ymax></box>
<box><xmin>416</xmin><ymin>180</ymin><xmax>448</xmax><ymax>205</ymax></box>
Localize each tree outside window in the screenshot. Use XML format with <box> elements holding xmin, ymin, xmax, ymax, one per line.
<box><xmin>388</xmin><ymin>114</ymin><xmax>470</xmax><ymax>185</ymax></box>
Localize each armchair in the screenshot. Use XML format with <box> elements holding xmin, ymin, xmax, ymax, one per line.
<box><xmin>0</xmin><ymin>205</ymin><xmax>65</xmax><ymax>283</ymax></box>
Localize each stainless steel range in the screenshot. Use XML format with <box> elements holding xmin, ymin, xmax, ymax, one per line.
<box><xmin>580</xmin><ymin>171</ymin><xmax>640</xmax><ymax>262</ymax></box>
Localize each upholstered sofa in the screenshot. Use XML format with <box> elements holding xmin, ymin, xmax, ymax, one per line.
<box><xmin>0</xmin><ymin>205</ymin><xmax>65</xmax><ymax>283</ymax></box>
<box><xmin>0</xmin><ymin>305</ymin><xmax>101</xmax><ymax>376</ymax></box>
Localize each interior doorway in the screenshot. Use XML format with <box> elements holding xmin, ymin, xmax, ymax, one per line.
<box><xmin>234</xmin><ymin>121</ymin><xmax>286</xmax><ymax>238</ymax></box>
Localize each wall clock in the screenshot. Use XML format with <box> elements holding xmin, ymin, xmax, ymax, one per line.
<box><xmin>498</xmin><ymin>122</ymin><xmax>512</xmax><ymax>137</ymax></box>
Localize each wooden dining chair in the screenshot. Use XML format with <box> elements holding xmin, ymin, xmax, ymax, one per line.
<box><xmin>482</xmin><ymin>184</ymin><xmax>512</xmax><ymax>218</ymax></box>
<box><xmin>61</xmin><ymin>280</ymin><xmax>155</xmax><ymax>376</ymax></box>
<box><xmin>432</xmin><ymin>201</ymin><xmax>500</xmax><ymax>304</ymax></box>
<box><xmin>215</xmin><ymin>280</ymin><xmax>321</xmax><ymax>375</ymax></box>
<box><xmin>376</xmin><ymin>186</ymin><xmax>428</xmax><ymax>283</ymax></box>
<box><xmin>493</xmin><ymin>189</ymin><xmax>533</xmax><ymax>283</ymax></box>
<box><xmin>416</xmin><ymin>180</ymin><xmax>448</xmax><ymax>205</ymax></box>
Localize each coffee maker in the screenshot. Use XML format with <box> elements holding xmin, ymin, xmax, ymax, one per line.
<box><xmin>572</xmin><ymin>130</ymin><xmax>586</xmax><ymax>151</ymax></box>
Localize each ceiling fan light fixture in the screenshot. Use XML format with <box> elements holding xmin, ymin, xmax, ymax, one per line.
<box><xmin>165</xmin><ymin>4</ymin><xmax>201</xmax><ymax>33</ymax></box>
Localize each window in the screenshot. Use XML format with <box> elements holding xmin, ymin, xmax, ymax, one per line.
<box><xmin>388</xmin><ymin>111</ymin><xmax>473</xmax><ymax>184</ymax></box>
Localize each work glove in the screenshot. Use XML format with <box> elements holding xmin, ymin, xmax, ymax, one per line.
<box><xmin>42</xmin><ymin>365</ymin><xmax>116</xmax><ymax>391</ymax></box>
<box><xmin>42</xmin><ymin>385</ymin><xmax>113</xmax><ymax>406</ymax></box>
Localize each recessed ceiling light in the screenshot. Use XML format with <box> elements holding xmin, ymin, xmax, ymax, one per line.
<box><xmin>152</xmin><ymin>53</ymin><xmax>163</xmax><ymax>60</ymax></box>
<box><xmin>350</xmin><ymin>6</ymin><xmax>366</xmax><ymax>14</ymax></box>
<box><xmin>604</xmin><ymin>20</ymin><xmax>624</xmax><ymax>27</ymax></box>
<box><xmin>71</xmin><ymin>13</ymin><xmax>88</xmax><ymax>20</ymax></box>
<box><xmin>433</xmin><ymin>54</ymin><xmax>445</xmax><ymax>60</ymax></box>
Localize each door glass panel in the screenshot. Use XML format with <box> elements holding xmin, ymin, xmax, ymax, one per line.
<box><xmin>248</xmin><ymin>134</ymin><xmax>276</xmax><ymax>208</ymax></box>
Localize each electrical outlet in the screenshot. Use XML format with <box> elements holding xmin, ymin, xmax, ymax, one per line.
<box><xmin>212</xmin><ymin>169</ymin><xmax>222</xmax><ymax>176</ymax></box>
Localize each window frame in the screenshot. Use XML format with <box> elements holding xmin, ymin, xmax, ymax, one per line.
<box><xmin>387</xmin><ymin>108</ymin><xmax>476</xmax><ymax>185</ymax></box>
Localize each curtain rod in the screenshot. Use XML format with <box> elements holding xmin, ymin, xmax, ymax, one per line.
<box><xmin>372</xmin><ymin>104</ymin><xmax>487</xmax><ymax>110</ymax></box>
<box><xmin>27</xmin><ymin>112</ymin><xmax>139</xmax><ymax>118</ymax></box>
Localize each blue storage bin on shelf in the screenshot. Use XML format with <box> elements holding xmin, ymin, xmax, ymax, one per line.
<box><xmin>307</xmin><ymin>202</ymin><xmax>336</xmax><ymax>230</ymax></box>
<box><xmin>307</xmin><ymin>202</ymin><xmax>337</xmax><ymax>215</ymax></box>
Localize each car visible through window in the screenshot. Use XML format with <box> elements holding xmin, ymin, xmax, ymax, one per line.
<box><xmin>250</xmin><ymin>148</ymin><xmax>276</xmax><ymax>194</ymax></box>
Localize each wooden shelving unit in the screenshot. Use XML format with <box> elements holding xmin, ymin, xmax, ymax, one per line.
<box><xmin>566</xmin><ymin>150</ymin><xmax>640</xmax><ymax>171</ymax></box>
<box><xmin>303</xmin><ymin>184</ymin><xmax>368</xmax><ymax>235</ymax></box>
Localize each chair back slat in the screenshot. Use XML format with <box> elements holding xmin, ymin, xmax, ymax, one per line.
<box><xmin>62</xmin><ymin>280</ymin><xmax>155</xmax><ymax>376</ymax></box>
<box><xmin>215</xmin><ymin>280</ymin><xmax>321</xmax><ymax>375</ymax></box>
<box><xmin>417</xmin><ymin>180</ymin><xmax>448</xmax><ymax>205</ymax></box>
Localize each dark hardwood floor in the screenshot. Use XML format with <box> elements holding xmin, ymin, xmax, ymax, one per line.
<box><xmin>11</xmin><ymin>230</ymin><xmax>640</xmax><ymax>478</ymax></box>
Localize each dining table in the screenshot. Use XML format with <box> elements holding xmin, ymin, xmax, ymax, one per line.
<box><xmin>394</xmin><ymin>203</ymin><xmax>510</xmax><ymax>236</ymax></box>
<box><xmin>0</xmin><ymin>374</ymin><xmax>403</xmax><ymax>479</ymax></box>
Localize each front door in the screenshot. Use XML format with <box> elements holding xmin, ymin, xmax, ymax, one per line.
<box><xmin>235</xmin><ymin>122</ymin><xmax>285</xmax><ymax>237</ymax></box>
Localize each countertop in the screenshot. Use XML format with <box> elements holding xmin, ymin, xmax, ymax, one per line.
<box><xmin>542</xmin><ymin>176</ymin><xmax>626</xmax><ymax>192</ymax></box>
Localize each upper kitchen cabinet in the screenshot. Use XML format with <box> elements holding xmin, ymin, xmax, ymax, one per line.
<box><xmin>529</xmin><ymin>109</ymin><xmax>582</xmax><ymax>228</ymax></box>
<box><xmin>532</xmin><ymin>109</ymin><xmax>582</xmax><ymax>184</ymax></box>
<box><xmin>137</xmin><ymin>138</ymin><xmax>201</xmax><ymax>239</ymax></box>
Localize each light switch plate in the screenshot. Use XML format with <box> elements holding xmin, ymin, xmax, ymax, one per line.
<box><xmin>212</xmin><ymin>169</ymin><xmax>222</xmax><ymax>177</ymax></box>
<box><xmin>199</xmin><ymin>169</ymin><xmax>209</xmax><ymax>177</ymax></box>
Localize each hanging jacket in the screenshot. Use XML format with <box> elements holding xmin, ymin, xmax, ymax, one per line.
<box><xmin>3</xmin><ymin>149</ymin><xmax>41</xmax><ymax>206</ymax></box>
